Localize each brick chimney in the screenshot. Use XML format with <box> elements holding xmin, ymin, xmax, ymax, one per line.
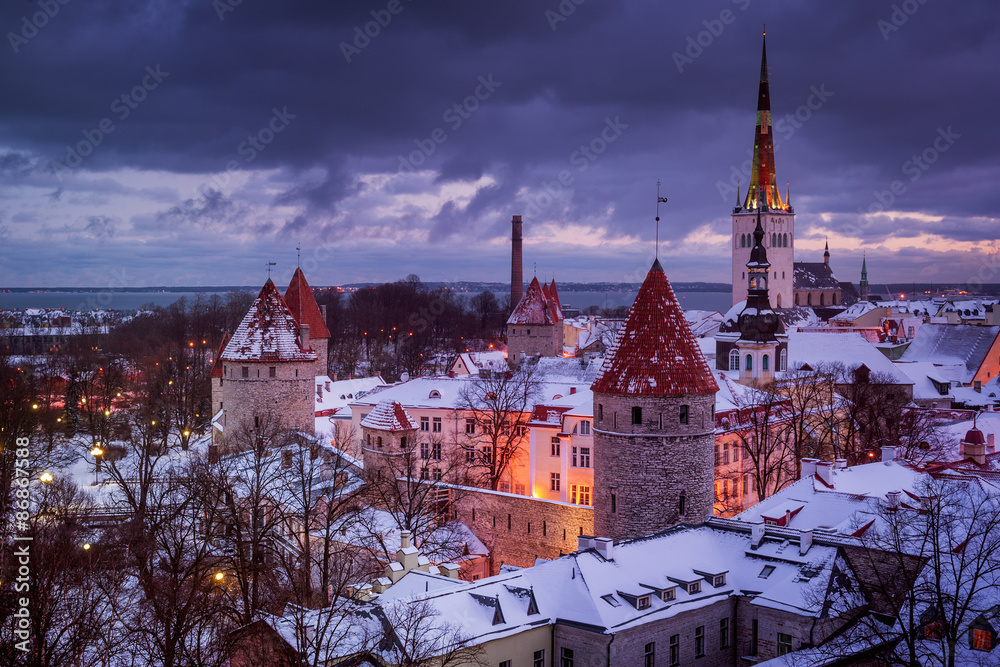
<box><xmin>300</xmin><ymin>323</ymin><xmax>311</xmax><ymax>352</ymax></box>
<box><xmin>511</xmin><ymin>215</ymin><xmax>523</xmax><ymax>308</ymax></box>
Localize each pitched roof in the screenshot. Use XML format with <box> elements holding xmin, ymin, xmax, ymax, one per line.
<box><xmin>548</xmin><ymin>279</ymin><xmax>563</xmax><ymax>322</ymax></box>
<box><xmin>221</xmin><ymin>279</ymin><xmax>317</xmax><ymax>362</ymax></box>
<box><xmin>284</xmin><ymin>267</ymin><xmax>331</xmax><ymax>339</ymax></box>
<box><xmin>591</xmin><ymin>260</ymin><xmax>718</xmax><ymax>396</ymax></box>
<box><xmin>209</xmin><ymin>331</ymin><xmax>230</xmax><ymax>378</ymax></box>
<box><xmin>900</xmin><ymin>324</ymin><xmax>1000</xmax><ymax>383</ymax></box>
<box><xmin>793</xmin><ymin>262</ymin><xmax>840</xmax><ymax>290</ymax></box>
<box><xmin>361</xmin><ymin>399</ymin><xmax>417</xmax><ymax>432</ymax></box>
<box><xmin>507</xmin><ymin>277</ymin><xmax>554</xmax><ymax>326</ymax></box>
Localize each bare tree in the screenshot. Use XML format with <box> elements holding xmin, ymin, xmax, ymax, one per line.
<box><xmin>378</xmin><ymin>599</ymin><xmax>487</xmax><ymax>667</ymax></box>
<box><xmin>729</xmin><ymin>381</ymin><xmax>797</xmax><ymax>504</ymax></box>
<box><xmin>817</xmin><ymin>476</ymin><xmax>1000</xmax><ymax>667</ymax></box>
<box><xmin>458</xmin><ymin>365</ymin><xmax>540</xmax><ymax>490</ymax></box>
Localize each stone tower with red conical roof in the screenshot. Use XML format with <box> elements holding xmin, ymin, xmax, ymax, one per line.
<box><xmin>592</xmin><ymin>259</ymin><xmax>719</xmax><ymax>540</ymax></box>
<box><xmin>732</xmin><ymin>32</ymin><xmax>795</xmax><ymax>309</ymax></box>
<box><xmin>284</xmin><ymin>267</ymin><xmax>331</xmax><ymax>376</ymax></box>
<box><xmin>506</xmin><ymin>276</ymin><xmax>564</xmax><ymax>366</ymax></box>
<box><xmin>219</xmin><ymin>279</ymin><xmax>318</xmax><ymax>439</ymax></box>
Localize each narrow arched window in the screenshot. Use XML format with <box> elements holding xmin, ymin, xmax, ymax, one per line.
<box><xmin>745</xmin><ymin>354</ymin><xmax>753</xmax><ymax>371</ymax></box>
<box><xmin>679</xmin><ymin>490</ymin><xmax>687</xmax><ymax>516</ymax></box>
<box><xmin>807</xmin><ymin>293</ymin><xmax>812</xmax><ymax>306</ymax></box>
<box><xmin>795</xmin><ymin>294</ymin><xmax>799</xmax><ymax>306</ymax></box>
<box><xmin>776</xmin><ymin>293</ymin><xmax>782</xmax><ymax>308</ymax></box>
<box><xmin>762</xmin><ymin>354</ymin><xmax>769</xmax><ymax>372</ymax></box>
<box><xmin>780</xmin><ymin>348</ymin><xmax>787</xmax><ymax>372</ymax></box>
<box><xmin>820</xmin><ymin>293</ymin><xmax>825</xmax><ymax>306</ymax></box>
<box><xmin>783</xmin><ymin>233</ymin><xmax>788</xmax><ymax>247</ymax></box>
<box><xmin>729</xmin><ymin>349</ymin><xmax>740</xmax><ymax>371</ymax></box>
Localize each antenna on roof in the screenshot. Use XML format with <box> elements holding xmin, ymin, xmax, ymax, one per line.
<box><xmin>266</xmin><ymin>261</ymin><xmax>276</xmax><ymax>279</ymax></box>
<box><xmin>655</xmin><ymin>180</ymin><xmax>668</xmax><ymax>260</ymax></box>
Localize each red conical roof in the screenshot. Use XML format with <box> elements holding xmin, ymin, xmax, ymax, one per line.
<box><xmin>209</xmin><ymin>331</ymin><xmax>231</xmax><ymax>378</ymax></box>
<box><xmin>221</xmin><ymin>279</ymin><xmax>317</xmax><ymax>362</ymax></box>
<box><xmin>284</xmin><ymin>268</ymin><xmax>331</xmax><ymax>340</ymax></box>
<box><xmin>507</xmin><ymin>277</ymin><xmax>553</xmax><ymax>326</ymax></box>
<box><xmin>591</xmin><ymin>260</ymin><xmax>718</xmax><ymax>396</ymax></box>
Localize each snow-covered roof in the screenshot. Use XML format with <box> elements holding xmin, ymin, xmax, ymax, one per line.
<box><xmin>899</xmin><ymin>324</ymin><xmax>1000</xmax><ymax>383</ymax></box>
<box><xmin>830</xmin><ymin>301</ymin><xmax>881</xmax><ymax>323</ymax></box>
<box><xmin>891</xmin><ymin>361</ymin><xmax>964</xmax><ymax>401</ymax></box>
<box><xmin>507</xmin><ymin>277</ymin><xmax>556</xmax><ymax>326</ymax></box>
<box><xmin>221</xmin><ymin>279</ymin><xmax>317</xmax><ymax>362</ymax></box>
<box><xmin>452</xmin><ymin>351</ymin><xmax>508</xmax><ymax>375</ymax></box>
<box><xmin>782</xmin><ymin>331</ymin><xmax>914</xmax><ymax>386</ymax></box>
<box><xmin>592</xmin><ymin>259</ymin><xmax>718</xmax><ymax>396</ymax></box>
<box><xmin>361</xmin><ymin>400</ymin><xmax>417</xmax><ymax>432</ymax></box>
<box><xmin>793</xmin><ymin>262</ymin><xmax>840</xmax><ymax>289</ymax></box>
<box><xmin>315</xmin><ymin>375</ymin><xmax>384</xmax><ymax>416</ymax></box>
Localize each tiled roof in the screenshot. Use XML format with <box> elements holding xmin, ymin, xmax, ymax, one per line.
<box><xmin>221</xmin><ymin>279</ymin><xmax>317</xmax><ymax>362</ymax></box>
<box><xmin>548</xmin><ymin>280</ymin><xmax>563</xmax><ymax>322</ymax></box>
<box><xmin>284</xmin><ymin>268</ymin><xmax>331</xmax><ymax>340</ymax></box>
<box><xmin>361</xmin><ymin>400</ymin><xmax>417</xmax><ymax>432</ymax></box>
<box><xmin>900</xmin><ymin>324</ymin><xmax>1000</xmax><ymax>383</ymax></box>
<box><xmin>209</xmin><ymin>331</ymin><xmax>230</xmax><ymax>378</ymax></box>
<box><xmin>793</xmin><ymin>262</ymin><xmax>840</xmax><ymax>290</ymax></box>
<box><xmin>507</xmin><ymin>277</ymin><xmax>554</xmax><ymax>326</ymax></box>
<box><xmin>591</xmin><ymin>260</ymin><xmax>718</xmax><ymax>396</ymax></box>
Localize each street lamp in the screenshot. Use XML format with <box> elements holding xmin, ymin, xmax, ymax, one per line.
<box><xmin>39</xmin><ymin>472</ymin><xmax>53</xmax><ymax>483</ymax></box>
<box><xmin>91</xmin><ymin>446</ymin><xmax>104</xmax><ymax>485</ymax></box>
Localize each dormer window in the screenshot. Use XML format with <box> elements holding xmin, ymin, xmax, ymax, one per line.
<box><xmin>661</xmin><ymin>588</ymin><xmax>675</xmax><ymax>601</ymax></box>
<box><xmin>687</xmin><ymin>581</ymin><xmax>701</xmax><ymax>594</ymax></box>
<box><xmin>712</xmin><ymin>574</ymin><xmax>726</xmax><ymax>587</ymax></box>
<box><xmin>429</xmin><ymin>390</ymin><xmax>441</xmax><ymax>399</ymax></box>
<box><xmin>636</xmin><ymin>595</ymin><xmax>651</xmax><ymax>610</ymax></box>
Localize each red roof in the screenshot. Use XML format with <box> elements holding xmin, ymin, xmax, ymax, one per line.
<box><xmin>361</xmin><ymin>400</ymin><xmax>417</xmax><ymax>432</ymax></box>
<box><xmin>284</xmin><ymin>268</ymin><xmax>331</xmax><ymax>340</ymax></box>
<box><xmin>548</xmin><ymin>280</ymin><xmax>563</xmax><ymax>321</ymax></box>
<box><xmin>507</xmin><ymin>277</ymin><xmax>554</xmax><ymax>326</ymax></box>
<box><xmin>221</xmin><ymin>279</ymin><xmax>317</xmax><ymax>362</ymax></box>
<box><xmin>209</xmin><ymin>332</ymin><xmax>231</xmax><ymax>378</ymax></box>
<box><xmin>591</xmin><ymin>259</ymin><xmax>718</xmax><ymax>396</ymax></box>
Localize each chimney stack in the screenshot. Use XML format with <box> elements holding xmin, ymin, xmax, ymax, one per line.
<box><xmin>300</xmin><ymin>323</ymin><xmax>311</xmax><ymax>352</ymax></box>
<box><xmin>511</xmin><ymin>215</ymin><xmax>523</xmax><ymax>308</ymax></box>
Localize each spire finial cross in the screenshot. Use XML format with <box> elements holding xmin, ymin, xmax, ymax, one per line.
<box><xmin>655</xmin><ymin>179</ymin><xmax>668</xmax><ymax>260</ymax></box>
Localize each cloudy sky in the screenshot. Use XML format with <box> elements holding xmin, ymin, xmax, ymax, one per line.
<box><xmin>0</xmin><ymin>0</ymin><xmax>997</xmax><ymax>289</ymax></box>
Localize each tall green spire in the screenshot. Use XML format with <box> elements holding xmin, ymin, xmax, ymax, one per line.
<box><xmin>860</xmin><ymin>254</ymin><xmax>868</xmax><ymax>286</ymax></box>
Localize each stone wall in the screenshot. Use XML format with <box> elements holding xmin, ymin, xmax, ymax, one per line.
<box><xmin>593</xmin><ymin>391</ymin><xmax>715</xmax><ymax>540</ymax></box>
<box><xmin>452</xmin><ymin>486</ymin><xmax>593</xmax><ymax>574</ymax></box>
<box><xmin>221</xmin><ymin>359</ymin><xmax>315</xmax><ymax>438</ymax></box>
<box><xmin>508</xmin><ymin>323</ymin><xmax>561</xmax><ymax>365</ymax></box>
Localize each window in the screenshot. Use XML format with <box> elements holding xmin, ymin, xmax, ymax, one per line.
<box><xmin>713</xmin><ymin>574</ymin><xmax>726</xmax><ymax>587</ymax></box>
<box><xmin>420</xmin><ymin>417</ymin><xmax>429</xmax><ymax>432</ymax></box>
<box><xmin>515</xmin><ymin>424</ymin><xmax>527</xmax><ymax>437</ymax></box>
<box><xmin>632</xmin><ymin>406</ymin><xmax>642</xmax><ymax>425</ymax></box>
<box><xmin>777</xmin><ymin>633</ymin><xmax>792</xmax><ymax>656</ymax></box>
<box><xmin>431</xmin><ymin>443</ymin><xmax>441</xmax><ymax>460</ymax></box>
<box><xmin>729</xmin><ymin>348</ymin><xmax>740</xmax><ymax>370</ymax></box>
<box><xmin>758</xmin><ymin>565</ymin><xmax>775</xmax><ymax>579</ymax></box>
<box><xmin>611</xmin><ymin>493</ymin><xmax>616</xmax><ymax>513</ymax></box>
<box><xmin>533</xmin><ymin>650</ymin><xmax>545</xmax><ymax>667</ymax></box>
<box><xmin>688</xmin><ymin>581</ymin><xmax>701</xmax><ymax>594</ymax></box>
<box><xmin>572</xmin><ymin>446</ymin><xmax>577</xmax><ymax>467</ymax></box>
<box><xmin>780</xmin><ymin>348</ymin><xmax>787</xmax><ymax>372</ymax></box>
<box><xmin>661</xmin><ymin>588</ymin><xmax>675</xmax><ymax>601</ymax></box>
<box><xmin>669</xmin><ymin>634</ymin><xmax>679</xmax><ymax>666</ymax></box>
<box><xmin>399</xmin><ymin>436</ymin><xmax>407</xmax><ymax>448</ymax></box>
<box><xmin>560</xmin><ymin>648</ymin><xmax>574</xmax><ymax>667</ymax></box>
<box><xmin>421</xmin><ymin>443</ymin><xmax>429</xmax><ymax>459</ymax></box>
<box><xmin>598</xmin><ymin>404</ymin><xmax>603</xmax><ymax>423</ymax></box>
<box><xmin>745</xmin><ymin>354</ymin><xmax>752</xmax><ymax>371</ymax></box>
<box><xmin>637</xmin><ymin>595</ymin><xmax>651</xmax><ymax>610</ymax></box>
<box><xmin>420</xmin><ymin>467</ymin><xmax>429</xmax><ymax>480</ymax></box>
<box><xmin>500</xmin><ymin>661</ymin><xmax>511</xmax><ymax>667</ymax></box>
<box><xmin>376</xmin><ymin>436</ymin><xmax>383</xmax><ymax>449</ymax></box>
<box><xmin>465</xmin><ymin>446</ymin><xmax>475</xmax><ymax>463</ymax></box>
<box><xmin>268</xmin><ymin>366</ymin><xmax>276</xmax><ymax>377</ymax></box>
<box><xmin>580</xmin><ymin>420</ymin><xmax>591</xmax><ymax>435</ymax></box>
<box><xmin>465</xmin><ymin>418</ymin><xmax>475</xmax><ymax>434</ymax></box>
<box><xmin>551</xmin><ymin>437</ymin><xmax>561</xmax><ymax>456</ymax></box>
<box><xmin>571</xmin><ymin>485</ymin><xmax>591</xmax><ymax>506</ymax></box>
<box><xmin>481</xmin><ymin>447</ymin><xmax>493</xmax><ymax>463</ymax></box>
<box><xmin>762</xmin><ymin>354</ymin><xmax>769</xmax><ymax>372</ymax></box>
<box><xmin>751</xmin><ymin>620</ymin><xmax>759</xmax><ymax>655</ymax></box>
<box><xmin>241</xmin><ymin>366</ymin><xmax>249</xmax><ymax>378</ymax></box>
<box><xmin>720</xmin><ymin>617</ymin><xmax>730</xmax><ymax>648</ymax></box>
<box><xmin>432</xmin><ymin>468</ymin><xmax>442</xmax><ymax>481</ymax></box>
<box><xmin>679</xmin><ymin>490</ymin><xmax>686</xmax><ymax>516</ymax></box>
<box><xmin>644</xmin><ymin>642</ymin><xmax>655</xmax><ymax>667</ymax></box>
<box><xmin>679</xmin><ymin>404</ymin><xmax>689</xmax><ymax>424</ymax></box>
<box><xmin>723</xmin><ymin>442</ymin><xmax>730</xmax><ymax>465</ymax></box>
<box><xmin>695</xmin><ymin>626</ymin><xmax>705</xmax><ymax>657</ymax></box>
<box><xmin>550</xmin><ymin>473</ymin><xmax>560</xmax><ymax>491</ymax></box>
<box><xmin>579</xmin><ymin>447</ymin><xmax>591</xmax><ymax>468</ymax></box>
<box><xmin>972</xmin><ymin>628</ymin><xmax>992</xmax><ymax>651</ymax></box>
<box><xmin>714</xmin><ymin>446</ymin><xmax>721</xmax><ymax>467</ymax></box>
<box><xmin>432</xmin><ymin>417</ymin><xmax>442</xmax><ymax>432</ymax></box>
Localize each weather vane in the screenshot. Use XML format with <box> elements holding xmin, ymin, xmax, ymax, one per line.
<box><xmin>296</xmin><ymin>244</ymin><xmax>301</xmax><ymax>268</ymax></box>
<box><xmin>655</xmin><ymin>180</ymin><xmax>668</xmax><ymax>260</ymax></box>
<box><xmin>266</xmin><ymin>261</ymin><xmax>276</xmax><ymax>278</ymax></box>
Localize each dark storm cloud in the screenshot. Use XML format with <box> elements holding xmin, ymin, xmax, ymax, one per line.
<box><xmin>0</xmin><ymin>0</ymin><xmax>997</xmax><ymax>285</ymax></box>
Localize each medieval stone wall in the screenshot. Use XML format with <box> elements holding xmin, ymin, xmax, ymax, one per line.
<box><xmin>221</xmin><ymin>359</ymin><xmax>315</xmax><ymax>437</ymax></box>
<box><xmin>593</xmin><ymin>391</ymin><xmax>715</xmax><ymax>540</ymax></box>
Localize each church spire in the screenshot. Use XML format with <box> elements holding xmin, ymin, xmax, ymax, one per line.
<box><xmin>860</xmin><ymin>253</ymin><xmax>869</xmax><ymax>302</ymax></box>
<box><xmin>742</xmin><ymin>31</ymin><xmax>786</xmax><ymax>212</ymax></box>
<box><xmin>824</xmin><ymin>239</ymin><xmax>830</xmax><ymax>265</ymax></box>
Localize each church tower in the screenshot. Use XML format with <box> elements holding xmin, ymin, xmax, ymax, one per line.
<box><xmin>735</xmin><ymin>203</ymin><xmax>787</xmax><ymax>381</ymax></box>
<box><xmin>592</xmin><ymin>259</ymin><xmax>719</xmax><ymax>541</ymax></box>
<box><xmin>732</xmin><ymin>32</ymin><xmax>795</xmax><ymax>309</ymax></box>
<box><xmin>860</xmin><ymin>254</ymin><xmax>869</xmax><ymax>302</ymax></box>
